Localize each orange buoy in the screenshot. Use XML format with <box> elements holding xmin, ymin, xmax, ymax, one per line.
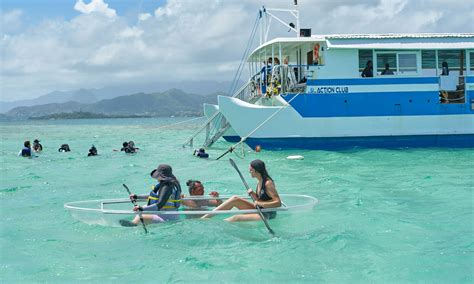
<box><xmin>255</xmin><ymin>145</ymin><xmax>261</xmax><ymax>152</ymax></box>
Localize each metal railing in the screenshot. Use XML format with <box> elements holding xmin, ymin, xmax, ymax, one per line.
<box><xmin>182</xmin><ymin>79</ymin><xmax>258</xmax><ymax>148</ymax></box>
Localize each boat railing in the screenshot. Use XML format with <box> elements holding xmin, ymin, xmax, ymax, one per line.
<box><xmin>439</xmin><ymin>75</ymin><xmax>466</xmax><ymax>104</ymax></box>
<box><xmin>182</xmin><ymin>79</ymin><xmax>257</xmax><ymax>148</ymax></box>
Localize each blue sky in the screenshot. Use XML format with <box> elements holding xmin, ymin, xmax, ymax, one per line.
<box><xmin>1</xmin><ymin>0</ymin><xmax>473</xmax><ymax>101</ymax></box>
<box><xmin>1</xmin><ymin>0</ymin><xmax>165</xmax><ymax>29</ymax></box>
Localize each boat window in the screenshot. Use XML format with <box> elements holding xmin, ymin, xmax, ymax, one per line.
<box><xmin>398</xmin><ymin>53</ymin><xmax>417</xmax><ymax>75</ymax></box>
<box><xmin>469</xmin><ymin>51</ymin><xmax>474</xmax><ymax>74</ymax></box>
<box><xmin>358</xmin><ymin>50</ymin><xmax>373</xmax><ymax>73</ymax></box>
<box><xmin>422</xmin><ymin>50</ymin><xmax>437</xmax><ymax>76</ymax></box>
<box><xmin>376</xmin><ymin>53</ymin><xmax>396</xmax><ymax>75</ymax></box>
<box><xmin>438</xmin><ymin>50</ymin><xmax>463</xmax><ymax>72</ymax></box>
<box><xmin>375</xmin><ymin>51</ymin><xmax>420</xmax><ymax>76</ymax></box>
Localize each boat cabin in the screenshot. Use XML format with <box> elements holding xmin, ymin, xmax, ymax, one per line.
<box><xmin>247</xmin><ymin>34</ymin><xmax>474</xmax><ymax>110</ymax></box>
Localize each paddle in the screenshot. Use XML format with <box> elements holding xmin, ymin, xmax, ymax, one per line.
<box><xmin>123</xmin><ymin>184</ymin><xmax>148</xmax><ymax>234</ymax></box>
<box><xmin>229</xmin><ymin>158</ymin><xmax>275</xmax><ymax>236</ymax></box>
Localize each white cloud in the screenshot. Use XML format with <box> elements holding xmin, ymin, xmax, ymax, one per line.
<box><xmin>1</xmin><ymin>9</ymin><xmax>23</xmax><ymax>34</ymax></box>
<box><xmin>74</xmin><ymin>0</ymin><xmax>117</xmax><ymax>18</ymax></box>
<box><xmin>1</xmin><ymin>0</ymin><xmax>473</xmax><ymax>101</ymax></box>
<box><xmin>138</xmin><ymin>13</ymin><xmax>151</xmax><ymax>21</ymax></box>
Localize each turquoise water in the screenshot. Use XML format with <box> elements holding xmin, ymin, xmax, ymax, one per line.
<box><xmin>1</xmin><ymin>118</ymin><xmax>473</xmax><ymax>282</ymax></box>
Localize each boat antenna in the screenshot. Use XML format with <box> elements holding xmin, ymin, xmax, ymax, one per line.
<box><xmin>260</xmin><ymin>2</ymin><xmax>300</xmax><ymax>43</ymax></box>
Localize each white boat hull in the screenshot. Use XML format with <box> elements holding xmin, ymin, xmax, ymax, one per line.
<box><xmin>218</xmin><ymin>96</ymin><xmax>474</xmax><ymax>150</ymax></box>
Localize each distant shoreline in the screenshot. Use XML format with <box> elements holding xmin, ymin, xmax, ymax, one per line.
<box><xmin>25</xmin><ymin>111</ymin><xmax>197</xmax><ymax>120</ymax></box>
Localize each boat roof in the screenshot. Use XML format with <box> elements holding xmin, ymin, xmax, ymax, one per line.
<box><xmin>249</xmin><ymin>33</ymin><xmax>474</xmax><ymax>60</ymax></box>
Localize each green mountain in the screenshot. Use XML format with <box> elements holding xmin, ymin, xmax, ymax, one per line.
<box><xmin>6</xmin><ymin>89</ymin><xmax>222</xmax><ymax>119</ymax></box>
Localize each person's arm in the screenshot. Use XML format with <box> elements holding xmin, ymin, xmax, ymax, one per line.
<box><xmin>142</xmin><ymin>184</ymin><xmax>173</xmax><ymax>211</ymax></box>
<box><xmin>256</xmin><ymin>180</ymin><xmax>281</xmax><ymax>208</ymax></box>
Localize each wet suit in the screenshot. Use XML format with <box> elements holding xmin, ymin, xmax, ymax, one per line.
<box><xmin>257</xmin><ymin>178</ymin><xmax>277</xmax><ymax>220</ymax></box>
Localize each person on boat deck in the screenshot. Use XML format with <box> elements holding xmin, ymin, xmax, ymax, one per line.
<box><xmin>182</xmin><ymin>180</ymin><xmax>222</xmax><ymax>208</ymax></box>
<box><xmin>202</xmin><ymin>159</ymin><xmax>281</xmax><ymax>222</ymax></box>
<box><xmin>441</xmin><ymin>61</ymin><xmax>449</xmax><ymax>76</ymax></box>
<box><xmin>361</xmin><ymin>60</ymin><xmax>373</xmax><ymax>78</ymax></box>
<box><xmin>19</xmin><ymin>140</ymin><xmax>32</xmax><ymax>157</ymax></box>
<box><xmin>124</xmin><ymin>164</ymin><xmax>182</xmax><ymax>226</ymax></box>
<box><xmin>32</xmin><ymin>139</ymin><xmax>43</xmax><ymax>152</ymax></box>
<box><xmin>271</xmin><ymin>57</ymin><xmax>281</xmax><ymax>86</ymax></box>
<box><xmin>381</xmin><ymin>63</ymin><xmax>394</xmax><ymax>75</ymax></box>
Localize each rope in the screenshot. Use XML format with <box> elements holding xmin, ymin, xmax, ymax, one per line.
<box><xmin>216</xmin><ymin>92</ymin><xmax>303</xmax><ymax>160</ymax></box>
<box><xmin>156</xmin><ymin>117</ymin><xmax>204</xmax><ymax>129</ymax></box>
<box><xmin>228</xmin><ymin>13</ymin><xmax>261</xmax><ymax>96</ymax></box>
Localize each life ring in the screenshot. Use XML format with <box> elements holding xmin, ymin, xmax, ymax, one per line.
<box><xmin>313</xmin><ymin>43</ymin><xmax>320</xmax><ymax>64</ymax></box>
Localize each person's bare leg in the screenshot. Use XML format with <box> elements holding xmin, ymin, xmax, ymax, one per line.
<box><xmin>225</xmin><ymin>213</ymin><xmax>261</xmax><ymax>222</ymax></box>
<box><xmin>201</xmin><ymin>196</ymin><xmax>254</xmax><ymax>218</ymax></box>
<box><xmin>132</xmin><ymin>214</ymin><xmax>156</xmax><ymax>225</ymax></box>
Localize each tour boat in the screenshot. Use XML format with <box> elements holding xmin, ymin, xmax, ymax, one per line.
<box><xmin>188</xmin><ymin>4</ymin><xmax>474</xmax><ymax>150</ymax></box>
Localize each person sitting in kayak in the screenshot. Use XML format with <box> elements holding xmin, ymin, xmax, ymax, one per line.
<box><xmin>32</xmin><ymin>139</ymin><xmax>43</xmax><ymax>152</ymax></box>
<box><xmin>120</xmin><ymin>164</ymin><xmax>182</xmax><ymax>226</ymax></box>
<box><xmin>87</xmin><ymin>145</ymin><xmax>98</xmax><ymax>156</ymax></box>
<box><xmin>202</xmin><ymin>159</ymin><xmax>281</xmax><ymax>221</ymax></box>
<box><xmin>19</xmin><ymin>140</ymin><xmax>32</xmax><ymax>157</ymax></box>
<box><xmin>182</xmin><ymin>180</ymin><xmax>222</xmax><ymax>208</ymax></box>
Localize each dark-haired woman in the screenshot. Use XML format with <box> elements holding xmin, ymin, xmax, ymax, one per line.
<box><xmin>202</xmin><ymin>159</ymin><xmax>281</xmax><ymax>222</ymax></box>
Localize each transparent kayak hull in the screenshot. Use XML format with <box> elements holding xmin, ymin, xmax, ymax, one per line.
<box><xmin>64</xmin><ymin>194</ymin><xmax>319</xmax><ymax>227</ymax></box>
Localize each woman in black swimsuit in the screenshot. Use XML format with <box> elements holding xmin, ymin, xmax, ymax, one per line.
<box><xmin>203</xmin><ymin>159</ymin><xmax>281</xmax><ymax>222</ymax></box>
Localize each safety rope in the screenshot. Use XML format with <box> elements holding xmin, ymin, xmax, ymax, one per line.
<box><xmin>227</xmin><ymin>13</ymin><xmax>261</xmax><ymax>97</ymax></box>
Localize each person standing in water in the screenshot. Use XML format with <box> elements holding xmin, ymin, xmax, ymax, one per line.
<box><xmin>32</xmin><ymin>139</ymin><xmax>43</xmax><ymax>152</ymax></box>
<box><xmin>202</xmin><ymin>159</ymin><xmax>281</xmax><ymax>221</ymax></box>
<box><xmin>19</xmin><ymin>140</ymin><xmax>32</xmax><ymax>157</ymax></box>
<box><xmin>120</xmin><ymin>164</ymin><xmax>182</xmax><ymax>226</ymax></box>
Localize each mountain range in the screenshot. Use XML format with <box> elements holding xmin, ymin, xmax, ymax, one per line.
<box><xmin>0</xmin><ymin>80</ymin><xmax>239</xmax><ymax>113</ymax></box>
<box><xmin>4</xmin><ymin>89</ymin><xmax>222</xmax><ymax>120</ymax></box>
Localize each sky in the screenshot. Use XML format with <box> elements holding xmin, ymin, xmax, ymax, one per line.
<box><xmin>1</xmin><ymin>0</ymin><xmax>473</xmax><ymax>101</ymax></box>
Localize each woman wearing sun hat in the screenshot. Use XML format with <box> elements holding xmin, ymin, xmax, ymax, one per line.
<box><xmin>120</xmin><ymin>164</ymin><xmax>182</xmax><ymax>226</ymax></box>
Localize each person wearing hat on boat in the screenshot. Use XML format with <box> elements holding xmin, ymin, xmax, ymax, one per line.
<box><xmin>32</xmin><ymin>139</ymin><xmax>43</xmax><ymax>152</ymax></box>
<box><xmin>202</xmin><ymin>159</ymin><xmax>281</xmax><ymax>221</ymax></box>
<box><xmin>121</xmin><ymin>164</ymin><xmax>182</xmax><ymax>226</ymax></box>
<box><xmin>18</xmin><ymin>140</ymin><xmax>32</xmax><ymax>157</ymax></box>
<box><xmin>182</xmin><ymin>180</ymin><xmax>222</xmax><ymax>208</ymax></box>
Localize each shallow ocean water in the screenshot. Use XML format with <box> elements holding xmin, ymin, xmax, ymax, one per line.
<box><xmin>0</xmin><ymin>118</ymin><xmax>473</xmax><ymax>283</ymax></box>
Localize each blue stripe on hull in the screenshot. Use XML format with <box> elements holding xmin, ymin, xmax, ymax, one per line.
<box><xmin>283</xmin><ymin>91</ymin><xmax>472</xmax><ymax>117</ymax></box>
<box><xmin>307</xmin><ymin>77</ymin><xmax>439</xmax><ymax>86</ymax></box>
<box><xmin>245</xmin><ymin>134</ymin><xmax>474</xmax><ymax>150</ymax></box>
<box><xmin>223</xmin><ymin>135</ymin><xmax>241</xmax><ymax>143</ymax></box>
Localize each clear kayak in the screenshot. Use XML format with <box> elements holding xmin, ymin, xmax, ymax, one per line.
<box><xmin>64</xmin><ymin>194</ymin><xmax>319</xmax><ymax>227</ymax></box>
